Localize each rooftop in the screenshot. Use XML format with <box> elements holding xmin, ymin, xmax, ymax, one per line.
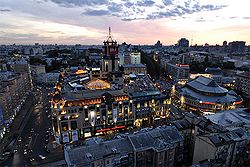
<box><xmin>186</xmin><ymin>76</ymin><xmax>228</xmax><ymax>94</ymax></box>
<box><xmin>206</xmin><ymin>108</ymin><xmax>250</xmax><ymax>128</ymax></box>
<box><xmin>64</xmin><ymin>126</ymin><xmax>183</xmax><ymax>166</ymax></box>
<box><xmin>123</xmin><ymin>64</ymin><xmax>146</xmax><ymax>68</ymax></box>
<box><xmin>237</xmin><ymin>71</ymin><xmax>250</xmax><ymax>79</ymax></box>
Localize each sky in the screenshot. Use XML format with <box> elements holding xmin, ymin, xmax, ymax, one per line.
<box><xmin>0</xmin><ymin>0</ymin><xmax>249</xmax><ymax>45</ymax></box>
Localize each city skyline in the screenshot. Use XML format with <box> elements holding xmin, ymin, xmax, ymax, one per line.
<box><xmin>0</xmin><ymin>0</ymin><xmax>250</xmax><ymax>45</ymax></box>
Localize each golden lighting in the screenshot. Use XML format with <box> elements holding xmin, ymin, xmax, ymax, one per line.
<box><xmin>114</xmin><ymin>96</ymin><xmax>129</xmax><ymax>102</ymax></box>
<box><xmin>86</xmin><ymin>79</ymin><xmax>111</xmax><ymax>90</ymax></box>
<box><xmin>180</xmin><ymin>96</ymin><xmax>185</xmax><ymax>105</ymax></box>
<box><xmin>61</xmin><ymin>110</ymin><xmax>66</xmax><ymax>115</ymax></box>
<box><xmin>134</xmin><ymin>119</ymin><xmax>142</xmax><ymax>128</ymax></box>
<box><xmin>75</xmin><ymin>69</ymin><xmax>87</xmax><ymax>75</ymax></box>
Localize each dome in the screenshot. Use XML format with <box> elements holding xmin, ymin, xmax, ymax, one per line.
<box><xmin>186</xmin><ymin>76</ymin><xmax>228</xmax><ymax>95</ymax></box>
<box><xmin>85</xmin><ymin>79</ymin><xmax>111</xmax><ymax>90</ymax></box>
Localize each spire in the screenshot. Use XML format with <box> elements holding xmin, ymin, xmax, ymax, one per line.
<box><xmin>107</xmin><ymin>26</ymin><xmax>113</xmax><ymax>42</ymax></box>
<box><xmin>109</xmin><ymin>26</ymin><xmax>111</xmax><ymax>37</ymax></box>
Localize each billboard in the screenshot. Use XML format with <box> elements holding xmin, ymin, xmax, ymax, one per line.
<box><xmin>112</xmin><ymin>108</ymin><xmax>117</xmax><ymax>123</ymax></box>
<box><xmin>0</xmin><ymin>106</ymin><xmax>4</xmax><ymax>126</ymax></box>
<box><xmin>55</xmin><ymin>132</ymin><xmax>60</xmax><ymax>144</ymax></box>
<box><xmin>62</xmin><ymin>132</ymin><xmax>69</xmax><ymax>143</ymax></box>
<box><xmin>72</xmin><ymin>130</ymin><xmax>78</xmax><ymax>142</ymax></box>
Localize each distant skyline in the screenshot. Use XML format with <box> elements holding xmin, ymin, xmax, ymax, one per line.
<box><xmin>0</xmin><ymin>0</ymin><xmax>249</xmax><ymax>45</ymax></box>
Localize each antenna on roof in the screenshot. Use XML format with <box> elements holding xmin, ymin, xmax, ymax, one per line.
<box><xmin>191</xmin><ymin>34</ymin><xmax>193</xmax><ymax>46</ymax></box>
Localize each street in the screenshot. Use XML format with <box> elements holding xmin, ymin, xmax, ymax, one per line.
<box><xmin>1</xmin><ymin>86</ymin><xmax>64</xmax><ymax>167</ymax></box>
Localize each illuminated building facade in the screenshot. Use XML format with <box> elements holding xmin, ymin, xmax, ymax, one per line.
<box><xmin>51</xmin><ymin>79</ymin><xmax>132</xmax><ymax>143</ymax></box>
<box><xmin>174</xmin><ymin>76</ymin><xmax>242</xmax><ymax>115</ymax></box>
<box><xmin>50</xmin><ymin>29</ymin><xmax>169</xmax><ymax>144</ymax></box>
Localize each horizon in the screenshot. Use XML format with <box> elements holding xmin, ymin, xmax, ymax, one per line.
<box><xmin>0</xmin><ymin>0</ymin><xmax>250</xmax><ymax>45</ymax></box>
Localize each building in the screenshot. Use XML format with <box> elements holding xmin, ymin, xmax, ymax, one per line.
<box><xmin>51</xmin><ymin>29</ymin><xmax>168</xmax><ymax>144</ymax></box>
<box><xmin>205</xmin><ymin>67</ymin><xmax>222</xmax><ymax>84</ymax></box>
<box><xmin>0</xmin><ymin>71</ymin><xmax>31</xmax><ymax>141</ymax></box>
<box><xmin>166</xmin><ymin>63</ymin><xmax>190</xmax><ymax>84</ymax></box>
<box><xmin>181</xmin><ymin>111</ymin><xmax>250</xmax><ymax>167</ymax></box>
<box><xmin>51</xmin><ymin>72</ymin><xmax>169</xmax><ymax>144</ymax></box>
<box><xmin>124</xmin><ymin>74</ymin><xmax>169</xmax><ymax>127</ymax></box>
<box><xmin>236</xmin><ymin>71</ymin><xmax>250</xmax><ymax>96</ymax></box>
<box><xmin>223</xmin><ymin>41</ymin><xmax>227</xmax><ymax>47</ymax></box>
<box><xmin>155</xmin><ymin>40</ymin><xmax>162</xmax><ymax>48</ymax></box>
<box><xmin>174</xmin><ymin>76</ymin><xmax>242</xmax><ymax>114</ymax></box>
<box><xmin>64</xmin><ymin>137</ymin><xmax>134</xmax><ymax>167</ymax></box>
<box><xmin>64</xmin><ymin>125</ymin><xmax>184</xmax><ymax>167</ymax></box>
<box><xmin>130</xmin><ymin>52</ymin><xmax>141</xmax><ymax>64</ymax></box>
<box><xmin>178</xmin><ymin>38</ymin><xmax>189</xmax><ymax>48</ymax></box>
<box><xmin>30</xmin><ymin>64</ymin><xmax>46</xmax><ymax>76</ymax></box>
<box><xmin>123</xmin><ymin>64</ymin><xmax>146</xmax><ymax>75</ymax></box>
<box><xmin>36</xmin><ymin>72</ymin><xmax>60</xmax><ymax>86</ymax></box>
<box><xmin>118</xmin><ymin>52</ymin><xmax>131</xmax><ymax>65</ymax></box>
<box><xmin>228</xmin><ymin>41</ymin><xmax>246</xmax><ymax>53</ymax></box>
<box><xmin>193</xmin><ymin>128</ymin><xmax>250</xmax><ymax>167</ymax></box>
<box><xmin>205</xmin><ymin>108</ymin><xmax>250</xmax><ymax>131</ymax></box>
<box><xmin>51</xmin><ymin>76</ymin><xmax>131</xmax><ymax>143</ymax></box>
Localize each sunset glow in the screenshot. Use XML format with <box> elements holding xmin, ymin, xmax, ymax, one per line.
<box><xmin>0</xmin><ymin>0</ymin><xmax>249</xmax><ymax>45</ymax></box>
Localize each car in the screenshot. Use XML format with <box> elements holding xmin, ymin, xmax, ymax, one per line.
<box><xmin>2</xmin><ymin>152</ymin><xmax>11</xmax><ymax>156</ymax></box>
<box><xmin>23</xmin><ymin>150</ymin><xmax>27</xmax><ymax>155</ymax></box>
<box><xmin>29</xmin><ymin>157</ymin><xmax>35</xmax><ymax>162</ymax></box>
<box><xmin>13</xmin><ymin>149</ymin><xmax>17</xmax><ymax>153</ymax></box>
<box><xmin>44</xmin><ymin>148</ymin><xmax>50</xmax><ymax>153</ymax></box>
<box><xmin>45</xmin><ymin>134</ymin><xmax>49</xmax><ymax>139</ymax></box>
<box><xmin>39</xmin><ymin>155</ymin><xmax>46</xmax><ymax>160</ymax></box>
<box><xmin>47</xmin><ymin>115</ymin><xmax>51</xmax><ymax>118</ymax></box>
<box><xmin>45</xmin><ymin>139</ymin><xmax>49</xmax><ymax>144</ymax></box>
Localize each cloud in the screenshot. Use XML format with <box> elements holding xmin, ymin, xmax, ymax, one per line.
<box><xmin>46</xmin><ymin>0</ymin><xmax>227</xmax><ymax>21</ymax></box>
<box><xmin>162</xmin><ymin>0</ymin><xmax>173</xmax><ymax>6</ymax></box>
<box><xmin>242</xmin><ymin>17</ymin><xmax>250</xmax><ymax>19</ymax></box>
<box><xmin>137</xmin><ymin>0</ymin><xmax>155</xmax><ymax>7</ymax></box>
<box><xmin>82</xmin><ymin>9</ymin><xmax>109</xmax><ymax>16</ymax></box>
<box><xmin>0</xmin><ymin>9</ymin><xmax>11</xmax><ymax>12</ymax></box>
<box><xmin>48</xmin><ymin>0</ymin><xmax>108</xmax><ymax>7</ymax></box>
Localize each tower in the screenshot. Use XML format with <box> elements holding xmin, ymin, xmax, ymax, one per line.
<box><xmin>102</xmin><ymin>27</ymin><xmax>119</xmax><ymax>73</ymax></box>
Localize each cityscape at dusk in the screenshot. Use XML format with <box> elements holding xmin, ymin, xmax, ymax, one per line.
<box><xmin>0</xmin><ymin>0</ymin><xmax>250</xmax><ymax>45</ymax></box>
<box><xmin>0</xmin><ymin>0</ymin><xmax>250</xmax><ymax>167</ymax></box>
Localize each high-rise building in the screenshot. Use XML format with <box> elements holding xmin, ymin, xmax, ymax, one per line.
<box><xmin>166</xmin><ymin>63</ymin><xmax>190</xmax><ymax>84</ymax></box>
<box><xmin>130</xmin><ymin>52</ymin><xmax>141</xmax><ymax>64</ymax></box>
<box><xmin>236</xmin><ymin>71</ymin><xmax>250</xmax><ymax>96</ymax></box>
<box><xmin>228</xmin><ymin>41</ymin><xmax>246</xmax><ymax>53</ymax></box>
<box><xmin>223</xmin><ymin>41</ymin><xmax>227</xmax><ymax>47</ymax></box>
<box><xmin>178</xmin><ymin>38</ymin><xmax>189</xmax><ymax>48</ymax></box>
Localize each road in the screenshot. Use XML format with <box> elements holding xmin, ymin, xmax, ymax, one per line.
<box><xmin>1</xmin><ymin>86</ymin><xmax>64</xmax><ymax>166</ymax></box>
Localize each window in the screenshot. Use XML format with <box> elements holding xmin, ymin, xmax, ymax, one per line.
<box><xmin>71</xmin><ymin>121</ymin><xmax>77</xmax><ymax>130</ymax></box>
